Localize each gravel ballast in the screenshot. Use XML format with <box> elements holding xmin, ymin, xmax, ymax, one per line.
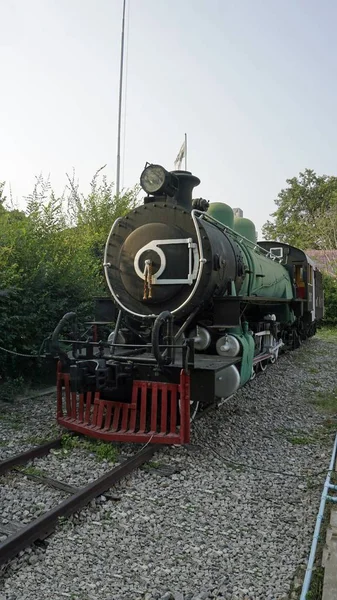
<box><xmin>1</xmin><ymin>332</ymin><xmax>337</xmax><ymax>600</ymax></box>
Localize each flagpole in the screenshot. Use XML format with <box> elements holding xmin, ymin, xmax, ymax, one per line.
<box><xmin>185</xmin><ymin>132</ymin><xmax>187</xmax><ymax>170</ymax></box>
<box><xmin>116</xmin><ymin>0</ymin><xmax>127</xmax><ymax>196</ymax></box>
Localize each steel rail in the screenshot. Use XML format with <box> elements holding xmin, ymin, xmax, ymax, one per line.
<box><xmin>0</xmin><ymin>444</ymin><xmax>155</xmax><ymax>566</ymax></box>
<box><xmin>0</xmin><ymin>437</ymin><xmax>64</xmax><ymax>476</ymax></box>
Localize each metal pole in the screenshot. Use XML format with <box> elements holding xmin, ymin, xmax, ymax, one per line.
<box><xmin>116</xmin><ymin>0</ymin><xmax>127</xmax><ymax>196</ymax></box>
<box><xmin>185</xmin><ymin>132</ymin><xmax>187</xmax><ymax>170</ymax></box>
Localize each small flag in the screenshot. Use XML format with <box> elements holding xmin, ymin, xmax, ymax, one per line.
<box><xmin>174</xmin><ymin>137</ymin><xmax>186</xmax><ymax>170</ymax></box>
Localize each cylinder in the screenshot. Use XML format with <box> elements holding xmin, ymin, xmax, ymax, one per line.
<box><xmin>216</xmin><ymin>335</ymin><xmax>241</xmax><ymax>357</ymax></box>
<box><xmin>189</xmin><ymin>326</ymin><xmax>211</xmax><ymax>351</ymax></box>
<box><xmin>215</xmin><ymin>364</ymin><xmax>241</xmax><ymax>398</ymax></box>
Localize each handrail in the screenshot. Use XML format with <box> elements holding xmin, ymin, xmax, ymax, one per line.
<box><xmin>197</xmin><ymin>210</ymin><xmax>283</xmax><ymax>261</ymax></box>
<box><xmin>300</xmin><ymin>433</ymin><xmax>337</xmax><ymax>599</ymax></box>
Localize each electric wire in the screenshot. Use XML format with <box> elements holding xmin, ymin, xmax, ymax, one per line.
<box><xmin>0</xmin><ymin>345</ymin><xmax>47</xmax><ymax>359</ymax></box>
<box><xmin>0</xmin><ymin>322</ymin><xmax>98</xmax><ymax>360</ymax></box>
<box><xmin>192</xmin><ymin>420</ymin><xmax>333</xmax><ymax>482</ymax></box>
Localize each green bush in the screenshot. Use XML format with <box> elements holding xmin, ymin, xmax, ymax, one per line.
<box><xmin>322</xmin><ymin>273</ymin><xmax>337</xmax><ymax>325</ymax></box>
<box><xmin>0</xmin><ymin>169</ymin><xmax>138</xmax><ymax>384</ymax></box>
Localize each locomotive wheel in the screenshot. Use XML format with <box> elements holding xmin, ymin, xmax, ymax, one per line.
<box><xmin>292</xmin><ymin>330</ymin><xmax>301</xmax><ymax>349</ymax></box>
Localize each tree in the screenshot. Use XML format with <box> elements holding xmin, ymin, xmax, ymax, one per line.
<box><xmin>65</xmin><ymin>165</ymin><xmax>139</xmax><ymax>264</ymax></box>
<box><xmin>322</xmin><ymin>273</ymin><xmax>337</xmax><ymax>324</ymax></box>
<box><xmin>262</xmin><ymin>169</ymin><xmax>337</xmax><ymax>249</ymax></box>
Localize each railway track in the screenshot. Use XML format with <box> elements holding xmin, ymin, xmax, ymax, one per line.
<box><xmin>0</xmin><ymin>436</ymin><xmax>155</xmax><ymax>567</ymax></box>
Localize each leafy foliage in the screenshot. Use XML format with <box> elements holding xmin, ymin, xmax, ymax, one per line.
<box><xmin>262</xmin><ymin>169</ymin><xmax>337</xmax><ymax>249</ymax></box>
<box><xmin>322</xmin><ymin>274</ymin><xmax>337</xmax><ymax>324</ymax></box>
<box><xmin>61</xmin><ymin>433</ymin><xmax>118</xmax><ymax>462</ymax></box>
<box><xmin>263</xmin><ymin>168</ymin><xmax>337</xmax><ymax>324</ymax></box>
<box><xmin>0</xmin><ymin>169</ymin><xmax>137</xmax><ymax>385</ymax></box>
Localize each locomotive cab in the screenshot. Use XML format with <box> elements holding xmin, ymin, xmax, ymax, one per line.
<box><xmin>258</xmin><ymin>241</ymin><xmax>320</xmax><ymax>331</ymax></box>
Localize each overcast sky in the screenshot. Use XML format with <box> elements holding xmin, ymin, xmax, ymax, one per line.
<box><xmin>1</xmin><ymin>0</ymin><xmax>337</xmax><ymax>236</ymax></box>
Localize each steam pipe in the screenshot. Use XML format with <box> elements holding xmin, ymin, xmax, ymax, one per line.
<box><xmin>51</xmin><ymin>312</ymin><xmax>77</xmax><ymax>349</ymax></box>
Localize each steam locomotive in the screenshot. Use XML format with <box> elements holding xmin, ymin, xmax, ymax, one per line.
<box><xmin>54</xmin><ymin>164</ymin><xmax>324</xmax><ymax>445</ymax></box>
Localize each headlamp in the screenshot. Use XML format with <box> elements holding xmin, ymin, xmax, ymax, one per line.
<box><xmin>140</xmin><ymin>164</ymin><xmax>178</xmax><ymax>197</ymax></box>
